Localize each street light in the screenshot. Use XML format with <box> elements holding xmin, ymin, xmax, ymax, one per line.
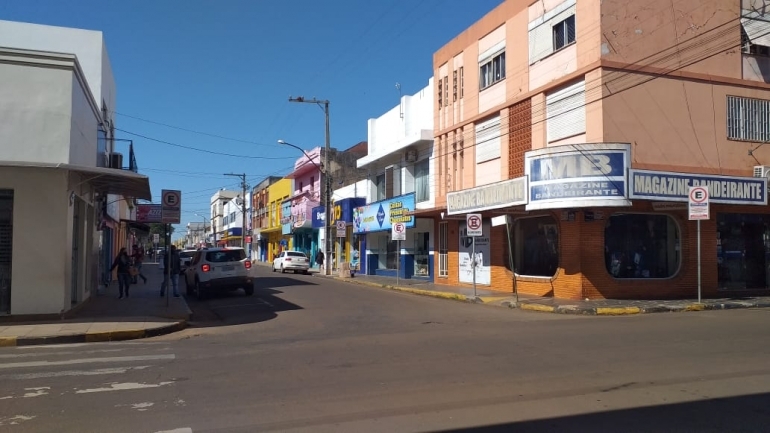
<box><xmin>278</xmin><ymin>138</ymin><xmax>332</xmax><ymax>275</ymax></box>
<box><xmin>288</xmin><ymin>96</ymin><xmax>332</xmax><ymax>276</ymax></box>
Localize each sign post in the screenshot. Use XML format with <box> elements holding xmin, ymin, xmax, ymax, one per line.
<box><xmin>688</xmin><ymin>186</ymin><xmax>710</xmax><ymax>303</ymax></box>
<box><xmin>161</xmin><ymin>190</ymin><xmax>181</xmax><ymax>224</ymax></box>
<box><xmin>392</xmin><ymin>222</ymin><xmax>406</xmax><ymax>286</ymax></box>
<box><xmin>153</xmin><ymin>233</ymin><xmax>160</xmax><ymax>264</ymax></box>
<box><xmin>466</xmin><ymin>214</ymin><xmax>483</xmax><ymax>298</ymax></box>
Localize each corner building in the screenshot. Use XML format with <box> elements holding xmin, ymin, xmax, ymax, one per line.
<box><xmin>433</xmin><ymin>0</ymin><xmax>770</xmax><ymax>300</ymax></box>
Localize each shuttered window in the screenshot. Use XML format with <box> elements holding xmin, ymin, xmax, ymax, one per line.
<box><xmin>546</xmin><ymin>80</ymin><xmax>586</xmax><ymax>143</ymax></box>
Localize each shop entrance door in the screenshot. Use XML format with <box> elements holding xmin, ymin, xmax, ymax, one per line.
<box><xmin>438</xmin><ymin>222</ymin><xmax>448</xmax><ymax>278</ymax></box>
<box><xmin>717</xmin><ymin>214</ymin><xmax>770</xmax><ymax>290</ymax></box>
<box><xmin>0</xmin><ymin>190</ymin><xmax>12</xmax><ymax>314</ymax></box>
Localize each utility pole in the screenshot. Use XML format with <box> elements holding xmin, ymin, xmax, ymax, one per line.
<box><xmin>289</xmin><ymin>96</ymin><xmax>331</xmax><ymax>276</ymax></box>
<box><xmin>225</xmin><ymin>173</ymin><xmax>248</xmax><ymax>249</ymax></box>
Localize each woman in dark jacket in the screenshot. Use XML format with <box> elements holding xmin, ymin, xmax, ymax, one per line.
<box><xmin>110</xmin><ymin>247</ymin><xmax>132</xmax><ymax>299</ymax></box>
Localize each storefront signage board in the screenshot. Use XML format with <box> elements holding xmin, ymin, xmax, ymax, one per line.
<box><xmin>447</xmin><ymin>177</ymin><xmax>527</xmax><ymax>215</ymax></box>
<box><xmin>524</xmin><ymin>144</ymin><xmax>631</xmax><ymax>210</ymax></box>
<box><xmin>629</xmin><ymin>169</ymin><xmax>767</xmax><ymax>205</ymax></box>
<box><xmin>353</xmin><ymin>193</ymin><xmax>415</xmax><ymax>234</ymax></box>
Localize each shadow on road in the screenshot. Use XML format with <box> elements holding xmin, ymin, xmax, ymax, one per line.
<box><xmin>428</xmin><ymin>392</ymin><xmax>770</xmax><ymax>433</ymax></box>
<box><xmin>184</xmin><ymin>275</ymin><xmax>312</xmax><ymax>327</ymax></box>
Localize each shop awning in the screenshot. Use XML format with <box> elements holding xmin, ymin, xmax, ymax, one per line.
<box><xmin>0</xmin><ymin>161</ymin><xmax>151</xmax><ymax>200</ymax></box>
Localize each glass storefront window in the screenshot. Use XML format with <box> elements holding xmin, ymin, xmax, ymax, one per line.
<box><xmin>378</xmin><ymin>235</ymin><xmax>398</xmax><ymax>270</ymax></box>
<box><xmin>513</xmin><ymin>216</ymin><xmax>559</xmax><ymax>277</ymax></box>
<box><xmin>605</xmin><ymin>214</ymin><xmax>680</xmax><ymax>279</ymax></box>
<box><xmin>717</xmin><ymin>213</ymin><xmax>770</xmax><ymax>290</ymax></box>
<box><xmin>414</xmin><ymin>232</ymin><xmax>429</xmax><ymax>276</ymax></box>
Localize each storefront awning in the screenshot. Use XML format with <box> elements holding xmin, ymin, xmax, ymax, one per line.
<box><xmin>0</xmin><ymin>161</ymin><xmax>151</xmax><ymax>200</ymax></box>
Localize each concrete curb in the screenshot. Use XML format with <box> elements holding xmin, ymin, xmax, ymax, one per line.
<box><xmin>327</xmin><ymin>276</ymin><xmax>770</xmax><ymax>316</ymax></box>
<box><xmin>0</xmin><ymin>320</ymin><xmax>187</xmax><ymax>347</ymax></box>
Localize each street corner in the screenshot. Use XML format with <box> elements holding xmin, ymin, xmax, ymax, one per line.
<box><xmin>391</xmin><ymin>286</ymin><xmax>469</xmax><ymax>302</ymax></box>
<box><xmin>518</xmin><ymin>303</ymin><xmax>557</xmax><ymax>313</ymax></box>
<box><xmin>595</xmin><ymin>306</ymin><xmax>642</xmax><ymax>316</ymax></box>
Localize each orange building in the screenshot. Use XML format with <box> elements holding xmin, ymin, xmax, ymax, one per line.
<box><xmin>432</xmin><ymin>0</ymin><xmax>770</xmax><ymax>299</ymax></box>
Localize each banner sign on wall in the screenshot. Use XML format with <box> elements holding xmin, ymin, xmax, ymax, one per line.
<box><xmin>525</xmin><ymin>143</ymin><xmax>631</xmax><ymax>210</ymax></box>
<box><xmin>459</xmin><ymin>219</ymin><xmax>491</xmax><ymax>285</ymax></box>
<box><xmin>447</xmin><ymin>177</ymin><xmax>528</xmax><ymax>215</ymax></box>
<box><xmin>136</xmin><ymin>204</ymin><xmax>162</xmax><ymax>223</ymax></box>
<box><xmin>353</xmin><ymin>193</ymin><xmax>415</xmax><ymax>234</ymax></box>
<box><xmin>629</xmin><ymin>169</ymin><xmax>767</xmax><ymax>205</ymax></box>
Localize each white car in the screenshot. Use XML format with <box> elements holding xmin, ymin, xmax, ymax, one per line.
<box><xmin>184</xmin><ymin>247</ymin><xmax>254</xmax><ymax>298</ymax></box>
<box><xmin>272</xmin><ymin>251</ymin><xmax>310</xmax><ymax>274</ymax></box>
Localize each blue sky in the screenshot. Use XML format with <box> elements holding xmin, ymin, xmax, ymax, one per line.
<box><xmin>1</xmin><ymin>0</ymin><xmax>502</xmax><ymax>239</ymax></box>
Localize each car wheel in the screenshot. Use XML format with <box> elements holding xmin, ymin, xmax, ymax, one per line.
<box><xmin>195</xmin><ymin>279</ymin><xmax>205</xmax><ymax>300</ymax></box>
<box><xmin>272</xmin><ymin>263</ymin><xmax>276</xmax><ymax>272</ymax></box>
<box><xmin>281</xmin><ymin>265</ymin><xmax>286</xmax><ymax>274</ymax></box>
<box><xmin>304</xmin><ymin>270</ymin><xmax>310</xmax><ymax>275</ymax></box>
<box><xmin>244</xmin><ymin>284</ymin><xmax>254</xmax><ymax>296</ymax></box>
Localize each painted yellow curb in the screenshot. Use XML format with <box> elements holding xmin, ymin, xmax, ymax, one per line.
<box><xmin>391</xmin><ymin>286</ymin><xmax>467</xmax><ymax>301</ymax></box>
<box><xmin>0</xmin><ymin>336</ymin><xmax>17</xmax><ymax>347</ymax></box>
<box><xmin>520</xmin><ymin>303</ymin><xmax>556</xmax><ymax>313</ymax></box>
<box><xmin>596</xmin><ymin>307</ymin><xmax>641</xmax><ymax>315</ymax></box>
<box><xmin>685</xmin><ymin>303</ymin><xmax>705</xmax><ymax>311</ymax></box>
<box><xmin>478</xmin><ymin>296</ymin><xmax>511</xmax><ymax>303</ymax></box>
<box><xmin>85</xmin><ymin>329</ymin><xmax>145</xmax><ymax>343</ymax></box>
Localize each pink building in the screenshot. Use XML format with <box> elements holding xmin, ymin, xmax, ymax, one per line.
<box><xmin>285</xmin><ymin>147</ymin><xmax>323</xmax><ymax>257</ymax></box>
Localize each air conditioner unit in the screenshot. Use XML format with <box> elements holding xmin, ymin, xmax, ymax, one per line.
<box><xmin>753</xmin><ymin>165</ymin><xmax>770</xmax><ymax>178</ymax></box>
<box><xmin>109</xmin><ymin>152</ymin><xmax>124</xmax><ymax>169</ymax></box>
<box><xmin>405</xmin><ymin>149</ymin><xmax>418</xmax><ymax>163</ymax></box>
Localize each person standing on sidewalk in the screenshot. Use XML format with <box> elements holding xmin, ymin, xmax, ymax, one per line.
<box><xmin>131</xmin><ymin>245</ymin><xmax>148</xmax><ymax>284</ymax></box>
<box><xmin>160</xmin><ymin>245</ymin><xmax>181</xmax><ymax>298</ymax></box>
<box><xmin>110</xmin><ymin>247</ymin><xmax>132</xmax><ymax>299</ymax></box>
<box><xmin>315</xmin><ymin>250</ymin><xmax>324</xmax><ymax>271</ymax></box>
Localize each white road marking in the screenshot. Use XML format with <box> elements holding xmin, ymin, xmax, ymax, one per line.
<box><xmin>0</xmin><ymin>415</ymin><xmax>36</xmax><ymax>427</ymax></box>
<box><xmin>1</xmin><ymin>365</ymin><xmax>152</xmax><ymax>380</ymax></box>
<box><xmin>23</xmin><ymin>387</ymin><xmax>49</xmax><ymax>398</ymax></box>
<box><xmin>0</xmin><ymin>396</ymin><xmax>12</xmax><ymax>400</ymax></box>
<box><xmin>0</xmin><ymin>348</ymin><xmax>128</xmax><ymax>359</ymax></box>
<box><xmin>0</xmin><ymin>354</ymin><xmax>175</xmax><ymax>369</ymax></box>
<box><xmin>75</xmin><ymin>381</ymin><xmax>174</xmax><ymax>394</ymax></box>
<box><xmin>131</xmin><ymin>402</ymin><xmax>154</xmax><ymax>411</ymax></box>
<box><xmin>154</xmin><ymin>429</ymin><xmax>192</xmax><ymax>433</ymax></box>
<box><xmin>11</xmin><ymin>342</ymin><xmax>163</xmax><ymax>350</ymax></box>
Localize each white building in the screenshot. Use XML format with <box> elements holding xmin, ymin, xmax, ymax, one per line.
<box><xmin>0</xmin><ymin>21</ymin><xmax>150</xmax><ymax>316</ymax></box>
<box><xmin>355</xmin><ymin>79</ymin><xmax>436</xmax><ymax>280</ymax></box>
<box><xmin>209</xmin><ymin>189</ymin><xmax>238</xmax><ymax>245</ymax></box>
<box><xmin>214</xmin><ymin>190</ymin><xmax>250</xmax><ymax>250</ymax></box>
<box><xmin>185</xmin><ymin>222</ymin><xmax>206</xmax><ymax>248</ymax></box>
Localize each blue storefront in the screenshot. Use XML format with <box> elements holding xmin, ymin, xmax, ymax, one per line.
<box><xmin>312</xmin><ymin>197</ymin><xmax>366</xmax><ymax>272</ymax></box>
<box><xmin>352</xmin><ymin>193</ymin><xmax>433</xmax><ymax>280</ymax></box>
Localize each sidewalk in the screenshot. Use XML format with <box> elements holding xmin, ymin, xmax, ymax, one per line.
<box><xmin>0</xmin><ymin>263</ymin><xmax>190</xmax><ymax>347</ymax></box>
<box><xmin>306</xmin><ymin>268</ymin><xmax>770</xmax><ymax>315</ymax></box>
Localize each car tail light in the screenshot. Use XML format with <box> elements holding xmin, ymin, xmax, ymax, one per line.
<box><xmin>244</xmin><ymin>261</ymin><xmax>252</xmax><ymax>269</ymax></box>
<box><xmin>285</xmin><ymin>258</ymin><xmax>292</xmax><ymax>262</ymax></box>
<box><xmin>202</xmin><ymin>264</ymin><xmax>211</xmax><ymax>272</ymax></box>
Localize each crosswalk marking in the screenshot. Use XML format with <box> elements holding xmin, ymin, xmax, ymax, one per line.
<box><xmin>0</xmin><ymin>354</ymin><xmax>175</xmax><ymax>369</ymax></box>
<box><xmin>0</xmin><ymin>365</ymin><xmax>152</xmax><ymax>380</ymax></box>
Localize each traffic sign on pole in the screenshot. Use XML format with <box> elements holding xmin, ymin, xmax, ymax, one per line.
<box><xmin>466</xmin><ymin>214</ymin><xmax>483</xmax><ymax>237</ymax></box>
<box><xmin>161</xmin><ymin>190</ymin><xmax>182</xmax><ymax>224</ymax></box>
<box><xmin>153</xmin><ymin>233</ymin><xmax>160</xmax><ymax>243</ymax></box>
<box><xmin>336</xmin><ymin>220</ymin><xmax>346</xmax><ymax>238</ymax></box>
<box><xmin>391</xmin><ymin>222</ymin><xmax>406</xmax><ymax>241</ymax></box>
<box><xmin>688</xmin><ymin>186</ymin><xmax>709</xmax><ymax>221</ymax></box>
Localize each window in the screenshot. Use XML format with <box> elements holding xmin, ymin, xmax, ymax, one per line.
<box><xmin>438</xmin><ymin>78</ymin><xmax>443</xmax><ymax>108</ymax></box>
<box><xmin>479</xmin><ymin>52</ymin><xmax>505</xmax><ymax>90</ymax></box>
<box><xmin>414</xmin><ymin>232</ymin><xmax>429</xmax><ymax>276</ymax></box>
<box><xmin>605</xmin><ymin>214</ymin><xmax>680</xmax><ymax>279</ymax></box>
<box><xmin>727</xmin><ymin>95</ymin><xmax>770</xmax><ymax>142</ymax></box>
<box><xmin>443</xmin><ymin>76</ymin><xmax>449</xmax><ymax>106</ymax></box>
<box><xmin>513</xmin><ymin>216</ymin><xmax>559</xmax><ymax>277</ymax></box>
<box><xmin>206</xmin><ymin>249</ymin><xmax>246</xmax><ymax>262</ymax></box>
<box><xmin>453</xmin><ymin>70</ymin><xmax>458</xmax><ymax>102</ymax></box>
<box><xmin>553</xmin><ymin>15</ymin><xmax>576</xmax><ymax>51</ymax></box>
<box><xmin>414</xmin><ymin>159</ymin><xmax>430</xmax><ymax>203</ymax></box>
<box><xmin>459</xmin><ymin>67</ymin><xmax>464</xmax><ymax>99</ymax></box>
<box><xmin>546</xmin><ymin>80</ymin><xmax>586</xmax><ymax>142</ymax></box>
<box><xmin>310</xmin><ymin>176</ymin><xmax>315</xmax><ymax>192</ymax></box>
<box><xmin>299</xmin><ymin>181</ymin><xmax>303</xmax><ymax>191</ymax></box>
<box><xmin>376</xmin><ymin>173</ymin><xmax>386</xmax><ymax>201</ymax></box>
<box><xmin>271</xmin><ymin>202</ymin><xmax>276</xmax><ymax>226</ymax></box>
<box><xmin>741</xmin><ymin>12</ymin><xmax>770</xmax><ymax>56</ymax></box>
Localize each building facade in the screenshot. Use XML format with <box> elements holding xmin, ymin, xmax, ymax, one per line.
<box><xmin>285</xmin><ymin>148</ymin><xmax>323</xmax><ymax>258</ymax></box>
<box><xmin>355</xmin><ymin>79</ymin><xmax>436</xmax><ymax>280</ymax></box>
<box><xmin>263</xmin><ymin>178</ymin><xmax>292</xmax><ymax>262</ymax></box>
<box><xmin>185</xmin><ymin>222</ymin><xmax>206</xmax><ymax>248</ymax></box>
<box><xmin>0</xmin><ymin>21</ymin><xmax>150</xmax><ymax>316</ymax></box>
<box><xmin>312</xmin><ymin>180</ymin><xmax>368</xmax><ymax>272</ymax></box>
<box><xmin>433</xmin><ymin>0</ymin><xmax>770</xmax><ymax>299</ymax></box>
<box><xmin>209</xmin><ymin>189</ymin><xmax>238</xmax><ymax>246</ymax></box>
<box><xmin>251</xmin><ymin>176</ymin><xmax>282</xmax><ymax>262</ymax></box>
<box><xmin>220</xmin><ymin>193</ymin><xmax>250</xmax><ymax>248</ymax></box>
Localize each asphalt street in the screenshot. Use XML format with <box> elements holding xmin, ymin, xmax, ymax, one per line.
<box><xmin>1</xmin><ymin>266</ymin><xmax>769</xmax><ymax>432</ymax></box>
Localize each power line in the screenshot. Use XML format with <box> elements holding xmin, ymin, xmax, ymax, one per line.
<box><xmin>115</xmin><ymin>128</ymin><xmax>295</xmax><ymax>160</ymax></box>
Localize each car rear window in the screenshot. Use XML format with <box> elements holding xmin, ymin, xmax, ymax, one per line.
<box><xmin>206</xmin><ymin>250</ymin><xmax>246</xmax><ymax>262</ymax></box>
<box><xmin>287</xmin><ymin>252</ymin><xmax>307</xmax><ymax>258</ymax></box>
<box><xmin>180</xmin><ymin>251</ymin><xmax>196</xmax><ymax>258</ymax></box>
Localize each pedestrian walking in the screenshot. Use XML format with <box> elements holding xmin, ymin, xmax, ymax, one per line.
<box><xmin>110</xmin><ymin>247</ymin><xmax>132</xmax><ymax>299</ymax></box>
<box><xmin>131</xmin><ymin>245</ymin><xmax>148</xmax><ymax>284</ymax></box>
<box><xmin>160</xmin><ymin>245</ymin><xmax>181</xmax><ymax>298</ymax></box>
<box><xmin>315</xmin><ymin>250</ymin><xmax>324</xmax><ymax>270</ymax></box>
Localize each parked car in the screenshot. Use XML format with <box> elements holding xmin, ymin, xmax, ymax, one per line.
<box><xmin>183</xmin><ymin>247</ymin><xmax>254</xmax><ymax>298</ymax></box>
<box><xmin>179</xmin><ymin>250</ymin><xmax>196</xmax><ymax>274</ymax></box>
<box><xmin>272</xmin><ymin>251</ymin><xmax>310</xmax><ymax>274</ymax></box>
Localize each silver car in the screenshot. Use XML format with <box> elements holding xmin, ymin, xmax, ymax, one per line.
<box><xmin>272</xmin><ymin>251</ymin><xmax>310</xmax><ymax>274</ymax></box>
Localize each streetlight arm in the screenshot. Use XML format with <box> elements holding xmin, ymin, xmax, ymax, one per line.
<box><xmin>277</xmin><ymin>140</ymin><xmax>324</xmax><ymax>173</ymax></box>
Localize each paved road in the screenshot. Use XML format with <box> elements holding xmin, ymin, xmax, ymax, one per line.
<box><xmin>1</xmin><ymin>267</ymin><xmax>770</xmax><ymax>432</ymax></box>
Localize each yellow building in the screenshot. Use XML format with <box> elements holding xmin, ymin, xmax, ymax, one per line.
<box><xmin>262</xmin><ymin>178</ymin><xmax>293</xmax><ymax>262</ymax></box>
